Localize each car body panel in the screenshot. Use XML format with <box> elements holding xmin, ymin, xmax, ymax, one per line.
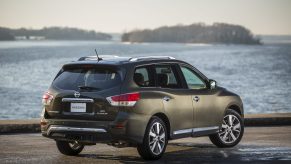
<box><xmin>41</xmin><ymin>57</ymin><xmax>244</xmax><ymax>145</ymax></box>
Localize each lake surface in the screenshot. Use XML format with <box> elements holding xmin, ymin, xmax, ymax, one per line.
<box><xmin>0</xmin><ymin>41</ymin><xmax>291</xmax><ymax>119</ymax></box>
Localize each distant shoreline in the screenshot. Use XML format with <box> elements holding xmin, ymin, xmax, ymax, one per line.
<box><xmin>122</xmin><ymin>23</ymin><xmax>261</xmax><ymax>45</ymax></box>
<box><xmin>0</xmin><ymin>36</ymin><xmax>291</xmax><ymax>45</ymax></box>
<box><xmin>0</xmin><ymin>26</ymin><xmax>112</xmax><ymax>41</ymax></box>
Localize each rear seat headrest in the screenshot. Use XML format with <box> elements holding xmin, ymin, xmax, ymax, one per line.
<box><xmin>157</xmin><ymin>73</ymin><xmax>169</xmax><ymax>87</ymax></box>
<box><xmin>134</xmin><ymin>73</ymin><xmax>144</xmax><ymax>86</ymax></box>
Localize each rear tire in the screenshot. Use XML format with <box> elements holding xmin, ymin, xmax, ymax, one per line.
<box><xmin>56</xmin><ymin>140</ymin><xmax>84</xmax><ymax>156</ymax></box>
<box><xmin>209</xmin><ymin>109</ymin><xmax>244</xmax><ymax>148</ymax></box>
<box><xmin>137</xmin><ymin>116</ymin><xmax>168</xmax><ymax>160</ymax></box>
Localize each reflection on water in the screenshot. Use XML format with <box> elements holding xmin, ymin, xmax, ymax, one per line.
<box><xmin>0</xmin><ymin>41</ymin><xmax>291</xmax><ymax>119</ymax></box>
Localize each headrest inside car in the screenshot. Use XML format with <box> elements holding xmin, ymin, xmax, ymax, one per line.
<box><xmin>134</xmin><ymin>73</ymin><xmax>144</xmax><ymax>86</ymax></box>
<box><xmin>157</xmin><ymin>73</ymin><xmax>169</xmax><ymax>87</ymax></box>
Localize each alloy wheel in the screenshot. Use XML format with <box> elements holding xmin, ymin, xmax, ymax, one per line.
<box><xmin>218</xmin><ymin>114</ymin><xmax>241</xmax><ymax>144</ymax></box>
<box><xmin>148</xmin><ymin>122</ymin><xmax>166</xmax><ymax>155</ymax></box>
<box><xmin>69</xmin><ymin>141</ymin><xmax>82</xmax><ymax>150</ymax></box>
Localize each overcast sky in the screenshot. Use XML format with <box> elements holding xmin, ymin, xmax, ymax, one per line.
<box><xmin>0</xmin><ymin>0</ymin><xmax>290</xmax><ymax>35</ymax></box>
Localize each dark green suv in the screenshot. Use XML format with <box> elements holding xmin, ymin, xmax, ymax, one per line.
<box><xmin>41</xmin><ymin>55</ymin><xmax>244</xmax><ymax>160</ymax></box>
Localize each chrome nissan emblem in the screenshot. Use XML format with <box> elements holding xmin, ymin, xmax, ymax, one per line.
<box><xmin>74</xmin><ymin>92</ymin><xmax>80</xmax><ymax>98</ymax></box>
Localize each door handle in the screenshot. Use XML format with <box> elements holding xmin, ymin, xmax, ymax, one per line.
<box><xmin>163</xmin><ymin>96</ymin><xmax>171</xmax><ymax>102</ymax></box>
<box><xmin>193</xmin><ymin>96</ymin><xmax>200</xmax><ymax>102</ymax></box>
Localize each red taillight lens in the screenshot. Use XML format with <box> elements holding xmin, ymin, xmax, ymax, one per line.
<box><xmin>42</xmin><ymin>92</ymin><xmax>53</xmax><ymax>105</ymax></box>
<box><xmin>106</xmin><ymin>92</ymin><xmax>140</xmax><ymax>107</ymax></box>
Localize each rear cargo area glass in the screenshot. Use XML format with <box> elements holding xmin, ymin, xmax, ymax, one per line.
<box><xmin>53</xmin><ymin>68</ymin><xmax>121</xmax><ymax>91</ymax></box>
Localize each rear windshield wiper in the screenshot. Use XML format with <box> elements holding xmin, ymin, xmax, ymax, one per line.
<box><xmin>78</xmin><ymin>86</ymin><xmax>100</xmax><ymax>91</ymax></box>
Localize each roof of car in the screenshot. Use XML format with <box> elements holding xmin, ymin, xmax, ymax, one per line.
<box><xmin>65</xmin><ymin>55</ymin><xmax>186</xmax><ymax>67</ymax></box>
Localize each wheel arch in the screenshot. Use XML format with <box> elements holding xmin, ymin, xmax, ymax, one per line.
<box><xmin>225</xmin><ymin>102</ymin><xmax>244</xmax><ymax>117</ymax></box>
<box><xmin>222</xmin><ymin>102</ymin><xmax>244</xmax><ymax>118</ymax></box>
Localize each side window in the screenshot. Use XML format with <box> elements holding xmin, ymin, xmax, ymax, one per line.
<box><xmin>155</xmin><ymin>65</ymin><xmax>181</xmax><ymax>89</ymax></box>
<box><xmin>134</xmin><ymin>66</ymin><xmax>153</xmax><ymax>87</ymax></box>
<box><xmin>181</xmin><ymin>66</ymin><xmax>206</xmax><ymax>89</ymax></box>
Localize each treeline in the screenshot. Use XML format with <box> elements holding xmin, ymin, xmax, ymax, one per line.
<box><xmin>0</xmin><ymin>27</ymin><xmax>112</xmax><ymax>41</ymax></box>
<box><xmin>0</xmin><ymin>27</ymin><xmax>15</xmax><ymax>40</ymax></box>
<box><xmin>122</xmin><ymin>23</ymin><xmax>261</xmax><ymax>44</ymax></box>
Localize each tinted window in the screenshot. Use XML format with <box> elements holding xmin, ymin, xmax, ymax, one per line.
<box><xmin>155</xmin><ymin>65</ymin><xmax>181</xmax><ymax>88</ymax></box>
<box><xmin>181</xmin><ymin>66</ymin><xmax>206</xmax><ymax>89</ymax></box>
<box><xmin>53</xmin><ymin>68</ymin><xmax>121</xmax><ymax>91</ymax></box>
<box><xmin>134</xmin><ymin>67</ymin><xmax>154</xmax><ymax>87</ymax></box>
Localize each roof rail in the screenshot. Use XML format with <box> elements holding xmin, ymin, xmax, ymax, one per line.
<box><xmin>129</xmin><ymin>56</ymin><xmax>175</xmax><ymax>62</ymax></box>
<box><xmin>78</xmin><ymin>55</ymin><xmax>119</xmax><ymax>61</ymax></box>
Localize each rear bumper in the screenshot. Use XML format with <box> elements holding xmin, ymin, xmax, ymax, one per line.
<box><xmin>42</xmin><ymin>125</ymin><xmax>111</xmax><ymax>144</ymax></box>
<box><xmin>41</xmin><ymin>112</ymin><xmax>151</xmax><ymax>145</ymax></box>
<box><xmin>47</xmin><ymin>126</ymin><xmax>107</xmax><ymax>135</ymax></box>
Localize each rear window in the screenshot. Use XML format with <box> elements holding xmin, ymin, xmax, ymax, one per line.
<box><xmin>53</xmin><ymin>68</ymin><xmax>121</xmax><ymax>91</ymax></box>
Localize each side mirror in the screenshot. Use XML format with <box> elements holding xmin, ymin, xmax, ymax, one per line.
<box><xmin>209</xmin><ymin>79</ymin><xmax>217</xmax><ymax>89</ymax></box>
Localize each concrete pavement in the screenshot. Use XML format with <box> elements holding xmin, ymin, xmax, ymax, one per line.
<box><xmin>1</xmin><ymin>126</ymin><xmax>291</xmax><ymax>163</ymax></box>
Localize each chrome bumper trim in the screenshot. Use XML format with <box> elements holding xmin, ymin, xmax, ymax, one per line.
<box><xmin>47</xmin><ymin>125</ymin><xmax>107</xmax><ymax>135</ymax></box>
<box><xmin>62</xmin><ymin>98</ymin><xmax>94</xmax><ymax>103</ymax></box>
<box><xmin>48</xmin><ymin>111</ymin><xmax>60</xmax><ymax>114</ymax></box>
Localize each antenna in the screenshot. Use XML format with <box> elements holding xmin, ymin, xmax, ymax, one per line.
<box><xmin>95</xmin><ymin>49</ymin><xmax>102</xmax><ymax>61</ymax></box>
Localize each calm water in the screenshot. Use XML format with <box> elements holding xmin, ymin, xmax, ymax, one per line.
<box><xmin>0</xmin><ymin>41</ymin><xmax>291</xmax><ymax>119</ymax></box>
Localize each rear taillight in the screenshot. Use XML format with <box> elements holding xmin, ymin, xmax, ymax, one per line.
<box><xmin>42</xmin><ymin>92</ymin><xmax>53</xmax><ymax>105</ymax></box>
<box><xmin>106</xmin><ymin>92</ymin><xmax>140</xmax><ymax>107</ymax></box>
